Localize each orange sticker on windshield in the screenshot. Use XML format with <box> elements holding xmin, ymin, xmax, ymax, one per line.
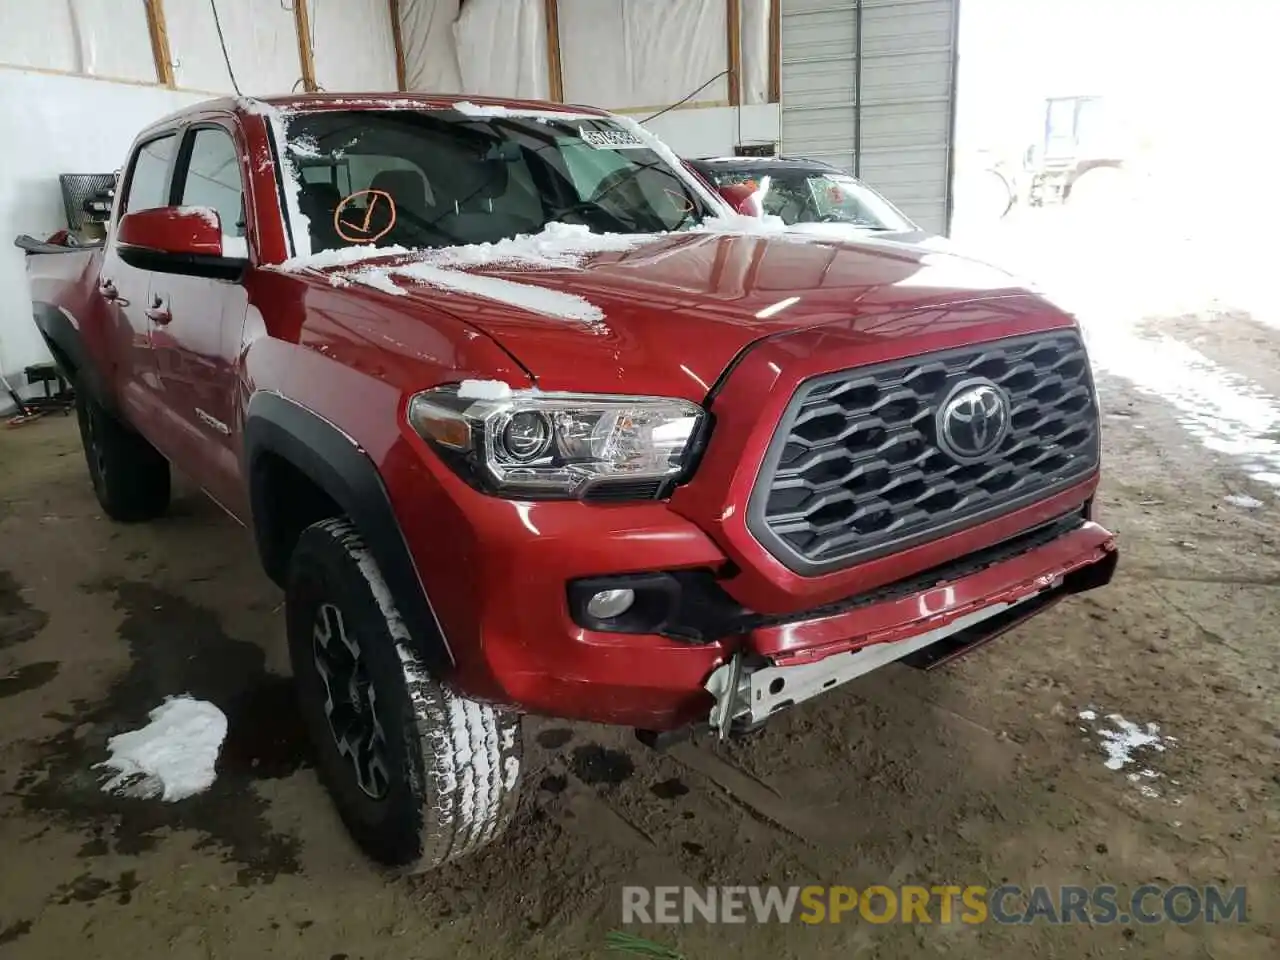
<box><xmin>663</xmin><ymin>188</ymin><xmax>694</xmax><ymax>213</ymax></box>
<box><xmin>334</xmin><ymin>189</ymin><xmax>396</xmax><ymax>244</ymax></box>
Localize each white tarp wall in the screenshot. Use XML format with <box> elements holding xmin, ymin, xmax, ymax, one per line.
<box><xmin>0</xmin><ymin>0</ymin><xmax>156</xmax><ymax>82</ymax></box>
<box><xmin>558</xmin><ymin>0</ymin><xmax>728</xmax><ymax>108</ymax></box>
<box><xmin>0</xmin><ymin>0</ymin><xmax>398</xmax><ymax>403</ymax></box>
<box><xmin>401</xmin><ymin>0</ymin><xmax>549</xmax><ymax>98</ymax></box>
<box><xmin>312</xmin><ymin>0</ymin><xmax>399</xmax><ymax>92</ymax></box>
<box><xmin>399</xmin><ymin>0</ymin><xmax>772</xmax><ymax>107</ymax></box>
<box><xmin>165</xmin><ymin>0</ymin><xmax>302</xmax><ymax>94</ymax></box>
<box><xmin>740</xmin><ymin>0</ymin><xmax>771</xmax><ymax>105</ymax></box>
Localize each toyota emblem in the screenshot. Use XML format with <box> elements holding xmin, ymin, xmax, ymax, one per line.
<box><xmin>936</xmin><ymin>378</ymin><xmax>1011</xmax><ymax>463</ymax></box>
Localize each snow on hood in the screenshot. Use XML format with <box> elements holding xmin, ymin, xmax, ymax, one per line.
<box><xmin>96</xmin><ymin>696</ymin><xmax>227</xmax><ymax>802</ymax></box>
<box><xmin>272</xmin><ymin>220</ymin><xmax>817</xmax><ymax>327</ymax></box>
<box><xmin>274</xmin><ymin>222</ymin><xmax>649</xmax><ymax>274</ymax></box>
<box><xmin>369</xmin><ymin>260</ymin><xmax>610</xmax><ymax>328</ymax></box>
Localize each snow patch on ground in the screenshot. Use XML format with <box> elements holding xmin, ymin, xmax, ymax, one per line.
<box><xmin>1224</xmin><ymin>493</ymin><xmax>1264</xmax><ymax>508</ymax></box>
<box><xmin>1085</xmin><ymin>326</ymin><xmax>1280</xmax><ymax>489</ymax></box>
<box><xmin>1078</xmin><ymin>710</ymin><xmax>1179</xmax><ymax>800</ymax></box>
<box><xmin>96</xmin><ymin>697</ymin><xmax>227</xmax><ymax>801</ymax></box>
<box><xmin>1097</xmin><ymin>714</ymin><xmax>1168</xmax><ymax>771</ymax></box>
<box><xmin>458</xmin><ymin>379</ymin><xmax>512</xmax><ymax>401</ymax></box>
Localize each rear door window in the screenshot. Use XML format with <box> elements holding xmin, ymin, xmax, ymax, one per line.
<box><xmin>123</xmin><ymin>134</ymin><xmax>177</xmax><ymax>213</ymax></box>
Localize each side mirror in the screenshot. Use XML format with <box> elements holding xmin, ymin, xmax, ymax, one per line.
<box><xmin>116</xmin><ymin>206</ymin><xmax>247</xmax><ymax>279</ymax></box>
<box><xmin>716</xmin><ymin>184</ymin><xmax>762</xmax><ymax>217</ymax></box>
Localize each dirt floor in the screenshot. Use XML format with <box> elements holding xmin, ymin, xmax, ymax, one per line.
<box><xmin>2</xmin><ymin>216</ymin><xmax>1278</xmax><ymax>958</ymax></box>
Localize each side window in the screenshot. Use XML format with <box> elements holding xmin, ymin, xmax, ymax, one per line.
<box><xmin>123</xmin><ymin>135</ymin><xmax>177</xmax><ymax>213</ymax></box>
<box><xmin>178</xmin><ymin>127</ymin><xmax>246</xmax><ymax>244</ymax></box>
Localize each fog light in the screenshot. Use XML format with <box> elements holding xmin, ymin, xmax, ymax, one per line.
<box><xmin>585</xmin><ymin>588</ymin><xmax>635</xmax><ymax>620</ymax></box>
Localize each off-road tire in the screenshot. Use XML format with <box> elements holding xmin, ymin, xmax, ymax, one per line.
<box><xmin>74</xmin><ymin>389</ymin><xmax>170</xmax><ymax>521</ymax></box>
<box><xmin>286</xmin><ymin>517</ymin><xmax>522</xmax><ymax>871</ymax></box>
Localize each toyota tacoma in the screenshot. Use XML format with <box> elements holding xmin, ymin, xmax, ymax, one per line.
<box><xmin>21</xmin><ymin>93</ymin><xmax>1117</xmax><ymax>871</ymax></box>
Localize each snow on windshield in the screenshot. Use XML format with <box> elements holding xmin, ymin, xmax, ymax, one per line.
<box><xmin>259</xmin><ymin>102</ymin><xmax>822</xmax><ymax>325</ymax></box>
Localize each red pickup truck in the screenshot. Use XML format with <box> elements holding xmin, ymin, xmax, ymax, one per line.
<box><xmin>22</xmin><ymin>93</ymin><xmax>1117</xmax><ymax>872</ymax></box>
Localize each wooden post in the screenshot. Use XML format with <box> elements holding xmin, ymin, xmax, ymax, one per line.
<box><xmin>768</xmin><ymin>0</ymin><xmax>780</xmax><ymax>103</ymax></box>
<box><xmin>726</xmin><ymin>0</ymin><xmax>741</xmax><ymax>107</ymax></box>
<box><xmin>294</xmin><ymin>0</ymin><xmax>318</xmax><ymax>92</ymax></box>
<box><xmin>144</xmin><ymin>0</ymin><xmax>174</xmax><ymax>87</ymax></box>
<box><xmin>544</xmin><ymin>0</ymin><xmax>564</xmax><ymax>101</ymax></box>
<box><xmin>388</xmin><ymin>0</ymin><xmax>407</xmax><ymax>91</ymax></box>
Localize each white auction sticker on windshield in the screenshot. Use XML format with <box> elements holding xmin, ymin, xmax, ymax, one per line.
<box><xmin>580</xmin><ymin>127</ymin><xmax>647</xmax><ymax>150</ymax></box>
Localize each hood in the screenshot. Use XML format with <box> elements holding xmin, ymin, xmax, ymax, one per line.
<box><xmin>783</xmin><ymin>221</ymin><xmax>953</xmax><ymax>250</ymax></box>
<box><xmin>340</xmin><ymin>232</ymin><xmax>1061</xmax><ymax>401</ymax></box>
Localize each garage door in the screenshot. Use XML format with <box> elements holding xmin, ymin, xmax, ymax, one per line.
<box><xmin>780</xmin><ymin>0</ymin><xmax>960</xmax><ymax>236</ymax></box>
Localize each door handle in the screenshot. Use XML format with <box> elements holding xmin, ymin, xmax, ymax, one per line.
<box><xmin>145</xmin><ymin>294</ymin><xmax>172</xmax><ymax>325</ymax></box>
<box><xmin>99</xmin><ymin>278</ymin><xmax>128</xmax><ymax>305</ymax></box>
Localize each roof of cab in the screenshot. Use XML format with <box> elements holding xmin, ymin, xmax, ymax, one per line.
<box><xmin>253</xmin><ymin>92</ymin><xmax>611</xmax><ymax>116</ymax></box>
<box><xmin>135</xmin><ymin>92</ymin><xmax>612</xmax><ymax>140</ymax></box>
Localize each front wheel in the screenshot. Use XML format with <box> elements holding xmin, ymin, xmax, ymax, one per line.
<box><xmin>286</xmin><ymin>517</ymin><xmax>522</xmax><ymax>871</ymax></box>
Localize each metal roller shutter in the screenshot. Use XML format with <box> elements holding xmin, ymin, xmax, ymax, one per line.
<box><xmin>780</xmin><ymin>0</ymin><xmax>960</xmax><ymax>236</ymax></box>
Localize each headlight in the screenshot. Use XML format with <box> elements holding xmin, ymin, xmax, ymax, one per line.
<box><xmin>407</xmin><ymin>385</ymin><xmax>705</xmax><ymax>499</ymax></box>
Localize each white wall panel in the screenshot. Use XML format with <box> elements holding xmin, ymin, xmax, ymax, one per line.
<box><xmin>166</xmin><ymin>0</ymin><xmax>302</xmax><ymax>95</ymax></box>
<box><xmin>642</xmin><ymin>103</ymin><xmax>779</xmax><ymax>159</ymax></box>
<box><xmin>0</xmin><ymin>67</ymin><xmax>207</xmax><ymax>402</ymax></box>
<box><xmin>740</xmin><ymin>0</ymin><xmax>771</xmax><ymax>105</ymax></box>
<box><xmin>312</xmin><ymin>0</ymin><xmax>399</xmax><ymax>92</ymax></box>
<box><xmin>0</xmin><ymin>0</ymin><xmax>155</xmax><ymax>83</ymax></box>
<box><xmin>455</xmin><ymin>0</ymin><xmax>548</xmax><ymax>98</ymax></box>
<box><xmin>401</xmin><ymin>0</ymin><xmax>546</xmax><ymax>97</ymax></box>
<box><xmin>401</xmin><ymin>0</ymin><xmax>463</xmax><ymax>92</ymax></box>
<box><xmin>781</xmin><ymin>0</ymin><xmax>958</xmax><ymax>235</ymax></box>
<box><xmin>559</xmin><ymin>0</ymin><xmax>727</xmax><ymax>110</ymax></box>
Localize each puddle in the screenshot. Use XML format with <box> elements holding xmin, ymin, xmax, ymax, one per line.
<box><xmin>569</xmin><ymin>745</ymin><xmax>635</xmax><ymax>786</ymax></box>
<box><xmin>0</xmin><ymin>661</ymin><xmax>60</xmax><ymax>698</ymax></box>
<box><xmin>0</xmin><ymin>569</ymin><xmax>50</xmax><ymax>649</ymax></box>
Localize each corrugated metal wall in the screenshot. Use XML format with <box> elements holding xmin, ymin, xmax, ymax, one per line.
<box><xmin>780</xmin><ymin>0</ymin><xmax>960</xmax><ymax>235</ymax></box>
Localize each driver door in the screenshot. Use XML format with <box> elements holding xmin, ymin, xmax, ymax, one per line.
<box><xmin>147</xmin><ymin>122</ymin><xmax>252</xmax><ymax>517</ymax></box>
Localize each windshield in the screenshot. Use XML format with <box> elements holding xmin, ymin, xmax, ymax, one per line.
<box><xmin>702</xmin><ymin>166</ymin><xmax>915</xmax><ymax>231</ymax></box>
<box><xmin>277</xmin><ymin>110</ymin><xmax>714</xmax><ymax>254</ymax></box>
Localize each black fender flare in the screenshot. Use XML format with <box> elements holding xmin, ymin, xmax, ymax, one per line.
<box><xmin>244</xmin><ymin>391</ymin><xmax>454</xmax><ymax>677</ymax></box>
<box><xmin>31</xmin><ymin>300</ymin><xmax>116</xmax><ymax>413</ymax></box>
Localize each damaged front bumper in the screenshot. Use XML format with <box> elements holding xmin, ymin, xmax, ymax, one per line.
<box><xmin>705</xmin><ymin>521</ymin><xmax>1118</xmax><ymax>737</ymax></box>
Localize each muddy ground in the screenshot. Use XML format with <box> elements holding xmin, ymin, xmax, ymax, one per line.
<box><xmin>2</xmin><ymin>220</ymin><xmax>1278</xmax><ymax>958</ymax></box>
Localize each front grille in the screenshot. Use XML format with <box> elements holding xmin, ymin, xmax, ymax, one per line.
<box><xmin>748</xmin><ymin>330</ymin><xmax>1099</xmax><ymax>574</ymax></box>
